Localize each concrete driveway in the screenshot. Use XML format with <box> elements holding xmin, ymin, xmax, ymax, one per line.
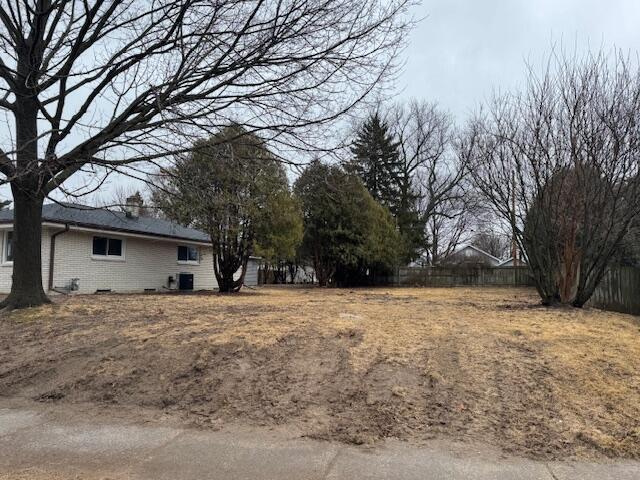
<box><xmin>0</xmin><ymin>405</ymin><xmax>638</xmax><ymax>480</ymax></box>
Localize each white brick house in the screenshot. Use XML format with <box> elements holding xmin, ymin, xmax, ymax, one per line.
<box><xmin>0</xmin><ymin>201</ymin><xmax>259</xmax><ymax>294</ymax></box>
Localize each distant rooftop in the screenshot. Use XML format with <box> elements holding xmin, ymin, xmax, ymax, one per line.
<box><xmin>0</xmin><ymin>203</ymin><xmax>210</xmax><ymax>243</ymax></box>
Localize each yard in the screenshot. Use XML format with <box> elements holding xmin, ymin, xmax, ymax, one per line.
<box><xmin>0</xmin><ymin>287</ymin><xmax>639</xmax><ymax>460</ymax></box>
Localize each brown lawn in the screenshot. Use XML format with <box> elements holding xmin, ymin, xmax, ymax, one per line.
<box><xmin>0</xmin><ymin>286</ymin><xmax>639</xmax><ymax>459</ymax></box>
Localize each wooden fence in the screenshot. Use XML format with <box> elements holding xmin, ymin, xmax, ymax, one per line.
<box><xmin>588</xmin><ymin>266</ymin><xmax>640</xmax><ymax>315</ymax></box>
<box><xmin>379</xmin><ymin>265</ymin><xmax>639</xmax><ymax>316</ymax></box>
<box><xmin>384</xmin><ymin>266</ymin><xmax>535</xmax><ymax>287</ymax></box>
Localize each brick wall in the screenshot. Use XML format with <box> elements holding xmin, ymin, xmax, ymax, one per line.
<box><xmin>0</xmin><ymin>228</ymin><xmax>221</xmax><ymax>294</ymax></box>
<box><xmin>51</xmin><ymin>230</ymin><xmax>217</xmax><ymax>293</ymax></box>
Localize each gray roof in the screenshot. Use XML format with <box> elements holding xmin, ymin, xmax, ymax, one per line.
<box><xmin>0</xmin><ymin>203</ymin><xmax>210</xmax><ymax>243</ymax></box>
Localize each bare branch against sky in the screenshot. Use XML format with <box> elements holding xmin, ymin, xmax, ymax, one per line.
<box><xmin>0</xmin><ymin>0</ymin><xmax>413</xmax><ymax>200</ymax></box>
<box><xmin>3</xmin><ymin>1</ymin><xmax>639</xmax><ymax>201</ymax></box>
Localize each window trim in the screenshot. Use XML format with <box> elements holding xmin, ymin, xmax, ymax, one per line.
<box><xmin>91</xmin><ymin>235</ymin><xmax>126</xmax><ymax>262</ymax></box>
<box><xmin>2</xmin><ymin>230</ymin><xmax>13</xmax><ymax>266</ymax></box>
<box><xmin>177</xmin><ymin>244</ymin><xmax>199</xmax><ymax>265</ymax></box>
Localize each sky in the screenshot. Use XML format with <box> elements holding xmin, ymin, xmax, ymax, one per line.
<box><xmin>397</xmin><ymin>0</ymin><xmax>640</xmax><ymax>119</ymax></box>
<box><xmin>105</xmin><ymin>0</ymin><xmax>640</xmax><ymax>203</ymax></box>
<box><xmin>4</xmin><ymin>0</ymin><xmax>640</xmax><ymax>205</ymax></box>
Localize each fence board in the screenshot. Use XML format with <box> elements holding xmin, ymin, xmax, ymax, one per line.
<box><xmin>588</xmin><ymin>266</ymin><xmax>640</xmax><ymax>316</ymax></box>
<box><xmin>385</xmin><ymin>266</ymin><xmax>534</xmax><ymax>287</ymax></box>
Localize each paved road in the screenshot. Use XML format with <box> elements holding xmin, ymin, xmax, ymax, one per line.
<box><xmin>0</xmin><ymin>407</ymin><xmax>639</xmax><ymax>479</ymax></box>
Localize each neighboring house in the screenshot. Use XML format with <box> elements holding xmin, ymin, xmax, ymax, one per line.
<box><xmin>0</xmin><ymin>198</ymin><xmax>259</xmax><ymax>294</ymax></box>
<box><xmin>497</xmin><ymin>257</ymin><xmax>527</xmax><ymax>267</ymax></box>
<box><xmin>438</xmin><ymin>244</ymin><xmax>502</xmax><ymax>267</ymax></box>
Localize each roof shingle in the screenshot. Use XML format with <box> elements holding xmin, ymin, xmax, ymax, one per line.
<box><xmin>0</xmin><ymin>203</ymin><xmax>210</xmax><ymax>243</ymax></box>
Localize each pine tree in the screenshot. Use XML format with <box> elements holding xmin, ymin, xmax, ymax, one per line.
<box><xmin>395</xmin><ymin>143</ymin><xmax>428</xmax><ymax>263</ymax></box>
<box><xmin>348</xmin><ymin>113</ymin><xmax>401</xmax><ymax>214</ymax></box>
<box><xmin>395</xmin><ymin>186</ymin><xmax>426</xmax><ymax>263</ymax></box>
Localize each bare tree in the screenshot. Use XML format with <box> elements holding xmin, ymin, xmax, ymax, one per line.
<box><xmin>0</xmin><ymin>0</ymin><xmax>412</xmax><ymax>308</ymax></box>
<box><xmin>472</xmin><ymin>228</ymin><xmax>510</xmax><ymax>260</ymax></box>
<box><xmin>392</xmin><ymin>101</ymin><xmax>451</xmax><ymax>208</ymax></box>
<box><xmin>384</xmin><ymin>100</ymin><xmax>472</xmax><ymax>263</ymax></box>
<box><xmin>466</xmin><ymin>51</ymin><xmax>640</xmax><ymax>306</ymax></box>
<box><xmin>423</xmin><ymin>184</ymin><xmax>479</xmax><ymax>264</ymax></box>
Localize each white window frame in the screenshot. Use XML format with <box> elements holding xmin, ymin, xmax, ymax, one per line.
<box><xmin>91</xmin><ymin>235</ymin><xmax>126</xmax><ymax>262</ymax></box>
<box><xmin>177</xmin><ymin>245</ymin><xmax>199</xmax><ymax>265</ymax></box>
<box><xmin>2</xmin><ymin>230</ymin><xmax>13</xmax><ymax>265</ymax></box>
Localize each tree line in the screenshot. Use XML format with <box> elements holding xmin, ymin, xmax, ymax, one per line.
<box><xmin>152</xmin><ymin>51</ymin><xmax>640</xmax><ymax>309</ymax></box>
<box><xmin>151</xmin><ymin>125</ymin><xmax>400</xmax><ymax>290</ymax></box>
<box><xmin>149</xmin><ymin>98</ymin><xmax>487</xmax><ymax>290</ymax></box>
<box><xmin>1</xmin><ymin>1</ymin><xmax>639</xmax><ymax>309</ymax></box>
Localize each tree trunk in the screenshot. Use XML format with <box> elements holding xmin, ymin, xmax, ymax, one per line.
<box><xmin>572</xmin><ymin>262</ymin><xmax>608</xmax><ymax>308</ymax></box>
<box><xmin>3</xmin><ymin>83</ymin><xmax>50</xmax><ymax>309</ymax></box>
<box><xmin>314</xmin><ymin>256</ymin><xmax>328</xmax><ymax>287</ymax></box>
<box><xmin>213</xmin><ymin>252</ymin><xmax>246</xmax><ymax>293</ymax></box>
<box><xmin>1</xmin><ymin>187</ymin><xmax>49</xmax><ymax>309</ymax></box>
<box><xmin>214</xmin><ymin>261</ymin><xmax>235</xmax><ymax>293</ymax></box>
<box><xmin>287</xmin><ymin>262</ymin><xmax>298</xmax><ymax>284</ymax></box>
<box><xmin>231</xmin><ymin>255</ymin><xmax>249</xmax><ymax>292</ymax></box>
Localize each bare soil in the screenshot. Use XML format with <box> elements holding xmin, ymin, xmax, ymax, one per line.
<box><xmin>1</xmin><ymin>287</ymin><xmax>639</xmax><ymax>460</ymax></box>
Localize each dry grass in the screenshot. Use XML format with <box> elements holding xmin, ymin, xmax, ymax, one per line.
<box><xmin>1</xmin><ymin>287</ymin><xmax>639</xmax><ymax>459</ymax></box>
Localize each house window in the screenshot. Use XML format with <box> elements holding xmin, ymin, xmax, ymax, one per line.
<box><xmin>177</xmin><ymin>245</ymin><xmax>198</xmax><ymax>263</ymax></box>
<box><xmin>92</xmin><ymin>236</ymin><xmax>123</xmax><ymax>259</ymax></box>
<box><xmin>4</xmin><ymin>231</ymin><xmax>13</xmax><ymax>263</ymax></box>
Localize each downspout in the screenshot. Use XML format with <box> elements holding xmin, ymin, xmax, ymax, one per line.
<box><xmin>48</xmin><ymin>224</ymin><xmax>69</xmax><ymax>291</ymax></box>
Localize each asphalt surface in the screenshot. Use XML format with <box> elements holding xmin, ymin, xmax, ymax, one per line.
<box><xmin>0</xmin><ymin>406</ymin><xmax>639</xmax><ymax>479</ymax></box>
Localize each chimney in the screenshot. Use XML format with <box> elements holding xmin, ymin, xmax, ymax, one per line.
<box><xmin>125</xmin><ymin>192</ymin><xmax>143</xmax><ymax>219</ymax></box>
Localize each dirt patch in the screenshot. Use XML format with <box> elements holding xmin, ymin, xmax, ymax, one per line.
<box><xmin>0</xmin><ymin>287</ymin><xmax>639</xmax><ymax>460</ymax></box>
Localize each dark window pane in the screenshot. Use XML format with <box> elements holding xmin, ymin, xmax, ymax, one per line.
<box><xmin>93</xmin><ymin>236</ymin><xmax>107</xmax><ymax>256</ymax></box>
<box><xmin>5</xmin><ymin>231</ymin><xmax>12</xmax><ymax>262</ymax></box>
<box><xmin>188</xmin><ymin>247</ymin><xmax>198</xmax><ymax>261</ymax></box>
<box><xmin>177</xmin><ymin>246</ymin><xmax>188</xmax><ymax>261</ymax></box>
<box><xmin>107</xmin><ymin>238</ymin><xmax>122</xmax><ymax>256</ymax></box>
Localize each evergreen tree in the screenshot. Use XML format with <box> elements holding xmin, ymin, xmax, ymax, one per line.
<box><xmin>153</xmin><ymin>125</ymin><xmax>289</xmax><ymax>292</ymax></box>
<box><xmin>395</xmin><ymin>189</ymin><xmax>426</xmax><ymax>263</ymax></box>
<box><xmin>350</xmin><ymin>110</ymin><xmax>428</xmax><ymax>263</ymax></box>
<box><xmin>253</xmin><ymin>191</ymin><xmax>304</xmax><ymax>284</ymax></box>
<box><xmin>294</xmin><ymin>161</ymin><xmax>400</xmax><ymax>287</ymax></box>
<box><xmin>348</xmin><ymin>112</ymin><xmax>401</xmax><ymax>214</ymax></box>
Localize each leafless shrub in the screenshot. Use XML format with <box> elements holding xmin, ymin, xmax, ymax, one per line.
<box><xmin>465</xmin><ymin>50</ymin><xmax>640</xmax><ymax>306</ymax></box>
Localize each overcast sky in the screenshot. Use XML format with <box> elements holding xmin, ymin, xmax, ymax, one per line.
<box><xmin>32</xmin><ymin>0</ymin><xmax>640</xmax><ymax>204</ymax></box>
<box><xmin>397</xmin><ymin>0</ymin><xmax>640</xmax><ymax>119</ymax></box>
